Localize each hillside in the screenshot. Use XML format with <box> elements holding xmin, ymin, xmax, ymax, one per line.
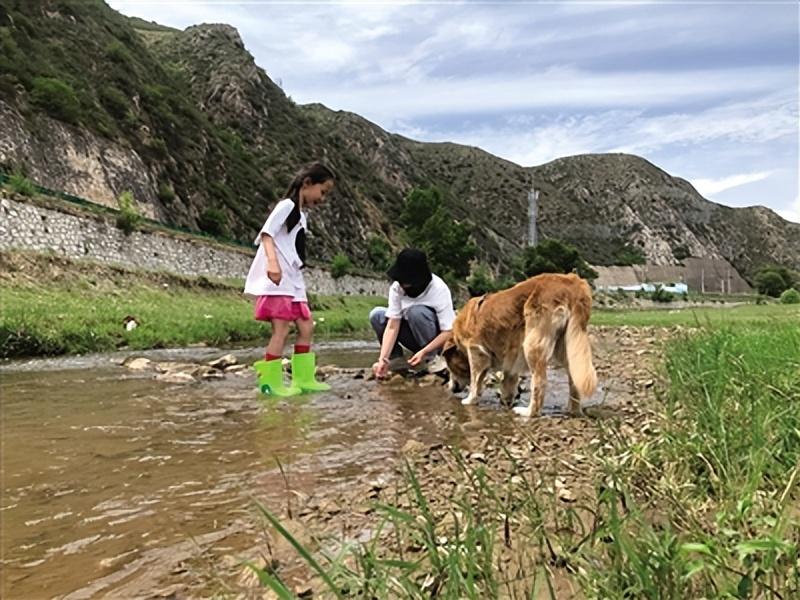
<box><xmin>0</xmin><ymin>0</ymin><xmax>797</xmax><ymax>278</ymax></box>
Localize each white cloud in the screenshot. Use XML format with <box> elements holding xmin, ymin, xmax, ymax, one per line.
<box><xmin>691</xmin><ymin>171</ymin><xmax>775</xmax><ymax>197</ymax></box>
<box><xmin>106</xmin><ymin>0</ymin><xmax>798</xmax><ymax>220</ymax></box>
<box><xmin>777</xmin><ymin>194</ymin><xmax>800</xmax><ymax>223</ymax></box>
<box><xmin>296</xmin><ymin>65</ymin><xmax>794</xmax><ymax>119</ymax></box>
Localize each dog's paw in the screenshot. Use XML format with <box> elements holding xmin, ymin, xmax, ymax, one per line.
<box><xmin>461</xmin><ymin>395</ymin><xmax>477</xmax><ymax>405</ymax></box>
<box><xmin>512</xmin><ymin>406</ymin><xmax>533</xmax><ymax>418</ymax></box>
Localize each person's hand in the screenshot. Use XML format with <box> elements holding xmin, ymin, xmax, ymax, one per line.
<box><xmin>408</xmin><ymin>350</ymin><xmax>427</xmax><ymax>367</ymax></box>
<box><xmin>372</xmin><ymin>359</ymin><xmax>389</xmax><ymax>379</ymax></box>
<box><xmin>267</xmin><ymin>267</ymin><xmax>282</xmax><ymax>285</ymax></box>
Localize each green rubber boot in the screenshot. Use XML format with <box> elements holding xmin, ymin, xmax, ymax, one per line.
<box><xmin>253</xmin><ymin>359</ymin><xmax>301</xmax><ymax>397</ymax></box>
<box><xmin>291</xmin><ymin>352</ymin><xmax>331</xmax><ymax>393</ymax></box>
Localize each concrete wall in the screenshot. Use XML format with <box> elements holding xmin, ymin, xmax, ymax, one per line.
<box><xmin>0</xmin><ymin>194</ymin><xmax>389</xmax><ymax>296</ymax></box>
<box><xmin>594</xmin><ymin>257</ymin><xmax>752</xmax><ymax>294</ymax></box>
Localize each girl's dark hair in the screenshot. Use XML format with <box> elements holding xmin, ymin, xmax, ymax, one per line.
<box><xmin>283</xmin><ymin>162</ymin><xmax>336</xmax><ymax>231</ymax></box>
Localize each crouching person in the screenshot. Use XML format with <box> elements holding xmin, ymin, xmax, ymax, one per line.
<box><xmin>370</xmin><ymin>248</ymin><xmax>455</xmax><ymax>378</ymax></box>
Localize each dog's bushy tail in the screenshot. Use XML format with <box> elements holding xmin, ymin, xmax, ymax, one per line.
<box><xmin>564</xmin><ymin>306</ymin><xmax>597</xmax><ymax>399</ymax></box>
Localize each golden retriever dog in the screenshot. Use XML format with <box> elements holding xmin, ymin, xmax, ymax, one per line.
<box><xmin>443</xmin><ymin>273</ymin><xmax>597</xmax><ymax>417</ymax></box>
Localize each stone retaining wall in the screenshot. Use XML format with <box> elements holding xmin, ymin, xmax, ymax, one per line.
<box><xmin>0</xmin><ymin>194</ymin><xmax>388</xmax><ymax>296</ymax></box>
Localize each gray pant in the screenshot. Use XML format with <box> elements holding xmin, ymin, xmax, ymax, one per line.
<box><xmin>369</xmin><ymin>305</ymin><xmax>440</xmax><ymax>358</ymax></box>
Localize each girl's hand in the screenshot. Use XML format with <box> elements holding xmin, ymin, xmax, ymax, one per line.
<box><xmin>372</xmin><ymin>359</ymin><xmax>389</xmax><ymax>379</ymax></box>
<box><xmin>408</xmin><ymin>350</ymin><xmax>427</xmax><ymax>367</ymax></box>
<box><xmin>267</xmin><ymin>267</ymin><xmax>282</xmax><ymax>285</ymax></box>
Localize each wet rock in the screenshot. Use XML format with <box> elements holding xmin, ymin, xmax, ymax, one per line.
<box><xmin>469</xmin><ymin>452</ymin><xmax>487</xmax><ymax>463</ymax></box>
<box><xmin>417</xmin><ymin>374</ymin><xmax>441</xmax><ymax>387</ymax></box>
<box><xmin>199</xmin><ymin>368</ymin><xmax>225</xmax><ymax>380</ymax></box>
<box><xmin>123</xmin><ymin>356</ymin><xmax>152</xmax><ymax>370</ymax></box>
<box><xmin>317</xmin><ymin>365</ymin><xmax>339</xmax><ymax>377</ymax></box>
<box><xmin>209</xmin><ymin>353</ymin><xmax>237</xmax><ymax>369</ymax></box>
<box><xmin>402</xmin><ymin>439</ymin><xmax>428</xmax><ymax>455</ymax></box>
<box><xmin>155</xmin><ymin>361</ymin><xmax>200</xmax><ymax>375</ymax></box>
<box><xmin>155</xmin><ymin>371</ymin><xmax>197</xmax><ymax>384</ymax></box>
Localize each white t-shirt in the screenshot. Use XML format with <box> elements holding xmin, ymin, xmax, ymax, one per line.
<box><xmin>385</xmin><ymin>275</ymin><xmax>456</xmax><ymax>331</ymax></box>
<box><xmin>244</xmin><ymin>199</ymin><xmax>308</xmax><ymax>300</ymax></box>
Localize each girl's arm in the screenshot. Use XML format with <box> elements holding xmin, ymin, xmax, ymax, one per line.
<box><xmin>372</xmin><ymin>318</ymin><xmax>401</xmax><ymax>378</ymax></box>
<box><xmin>408</xmin><ymin>330</ymin><xmax>453</xmax><ymax>366</ymax></box>
<box><xmin>261</xmin><ymin>233</ymin><xmax>282</xmax><ymax>284</ymax></box>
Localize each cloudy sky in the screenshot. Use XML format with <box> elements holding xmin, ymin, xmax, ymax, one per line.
<box><xmin>108</xmin><ymin>0</ymin><xmax>799</xmax><ymax>222</ymax></box>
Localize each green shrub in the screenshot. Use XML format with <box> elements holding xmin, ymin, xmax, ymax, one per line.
<box><xmin>330</xmin><ymin>253</ymin><xmax>352</xmax><ymax>279</ymax></box>
<box><xmin>106</xmin><ymin>41</ymin><xmax>133</xmax><ymax>66</ymax></box>
<box><xmin>98</xmin><ymin>86</ymin><xmax>129</xmax><ymax>119</ymax></box>
<box><xmin>115</xmin><ymin>190</ymin><xmax>142</xmax><ymax>234</ymax></box>
<box><xmin>198</xmin><ymin>207</ymin><xmax>228</xmax><ymax>237</ymax></box>
<box><xmin>157</xmin><ymin>183</ymin><xmax>175</xmax><ymax>204</ymax></box>
<box><xmin>30</xmin><ymin>77</ymin><xmax>80</xmax><ymax>124</ymax></box>
<box><xmin>651</xmin><ymin>285</ymin><xmax>674</xmax><ymax>303</ymax></box>
<box><xmin>779</xmin><ymin>288</ymin><xmax>800</xmax><ymax>304</ymax></box>
<box><xmin>672</xmin><ymin>244</ymin><xmax>691</xmax><ymax>261</ymax></box>
<box><xmin>7</xmin><ymin>171</ymin><xmax>36</xmax><ymax>196</ymax></box>
<box><xmin>366</xmin><ymin>234</ymin><xmax>392</xmax><ymax>272</ymax></box>
<box><xmin>466</xmin><ymin>264</ymin><xmax>500</xmax><ymax>296</ymax></box>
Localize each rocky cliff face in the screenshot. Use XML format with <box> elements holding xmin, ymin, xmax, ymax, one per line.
<box><xmin>0</xmin><ymin>99</ymin><xmax>160</xmax><ymax>218</ymax></box>
<box><xmin>0</xmin><ymin>1</ymin><xmax>797</xmax><ymax>278</ymax></box>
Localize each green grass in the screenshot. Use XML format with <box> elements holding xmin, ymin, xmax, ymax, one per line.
<box><xmin>248</xmin><ymin>322</ymin><xmax>800</xmax><ymax>598</ymax></box>
<box><xmin>0</xmin><ymin>277</ymin><xmax>377</xmax><ymax>358</ymax></box>
<box><xmin>580</xmin><ymin>323</ymin><xmax>800</xmax><ymax>598</ymax></box>
<box><xmin>592</xmin><ymin>302</ymin><xmax>799</xmax><ymax>327</ymax></box>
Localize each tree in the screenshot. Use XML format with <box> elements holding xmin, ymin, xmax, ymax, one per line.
<box><xmin>517</xmin><ymin>239</ymin><xmax>598</xmax><ymax>283</ymax></box>
<box><xmin>754</xmin><ymin>270</ymin><xmax>788</xmax><ymax>297</ymax></box>
<box><xmin>400</xmin><ymin>187</ymin><xmax>442</xmax><ymax>232</ymax></box>
<box><xmin>400</xmin><ymin>187</ymin><xmax>477</xmax><ymax>280</ymax></box>
<box><xmin>754</xmin><ymin>266</ymin><xmax>796</xmax><ymax>297</ymax></box>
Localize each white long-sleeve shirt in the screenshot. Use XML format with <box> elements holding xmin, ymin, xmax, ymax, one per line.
<box><xmin>244</xmin><ymin>199</ymin><xmax>308</xmax><ymax>300</ymax></box>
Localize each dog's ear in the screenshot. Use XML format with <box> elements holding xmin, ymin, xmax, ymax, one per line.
<box><xmin>442</xmin><ymin>340</ymin><xmax>457</xmax><ymax>359</ymax></box>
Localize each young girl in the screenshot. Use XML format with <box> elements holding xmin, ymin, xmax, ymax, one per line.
<box><xmin>244</xmin><ymin>162</ymin><xmax>335</xmax><ymax>396</ymax></box>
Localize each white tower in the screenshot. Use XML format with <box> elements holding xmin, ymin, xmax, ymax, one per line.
<box><xmin>527</xmin><ymin>182</ymin><xmax>539</xmax><ymax>247</ymax></box>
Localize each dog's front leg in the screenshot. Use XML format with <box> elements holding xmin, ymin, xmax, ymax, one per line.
<box><xmin>462</xmin><ymin>347</ymin><xmax>490</xmax><ymax>405</ymax></box>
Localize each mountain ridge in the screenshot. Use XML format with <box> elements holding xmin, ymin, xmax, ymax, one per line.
<box><xmin>0</xmin><ymin>0</ymin><xmax>796</xmax><ymax>279</ymax></box>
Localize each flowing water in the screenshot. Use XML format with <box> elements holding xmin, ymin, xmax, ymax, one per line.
<box><xmin>1</xmin><ymin>341</ymin><xmax>609</xmax><ymax>598</ymax></box>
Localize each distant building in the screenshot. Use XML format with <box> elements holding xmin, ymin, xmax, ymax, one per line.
<box><xmin>593</xmin><ymin>257</ymin><xmax>752</xmax><ymax>294</ymax></box>
<box><xmin>603</xmin><ymin>282</ymin><xmax>689</xmax><ymax>294</ymax></box>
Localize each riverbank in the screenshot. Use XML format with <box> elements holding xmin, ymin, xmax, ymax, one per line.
<box><xmin>0</xmin><ymin>251</ymin><xmax>380</xmax><ymax>358</ymax></box>
<box><xmin>4</xmin><ymin>250</ymin><xmax>795</xmax><ymax>360</ymax></box>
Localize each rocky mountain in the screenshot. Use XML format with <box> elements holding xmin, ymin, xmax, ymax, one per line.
<box><xmin>0</xmin><ymin>0</ymin><xmax>797</xmax><ymax>279</ymax></box>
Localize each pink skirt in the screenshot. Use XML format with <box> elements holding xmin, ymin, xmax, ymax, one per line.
<box><xmin>254</xmin><ymin>295</ymin><xmax>312</xmax><ymax>322</ymax></box>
